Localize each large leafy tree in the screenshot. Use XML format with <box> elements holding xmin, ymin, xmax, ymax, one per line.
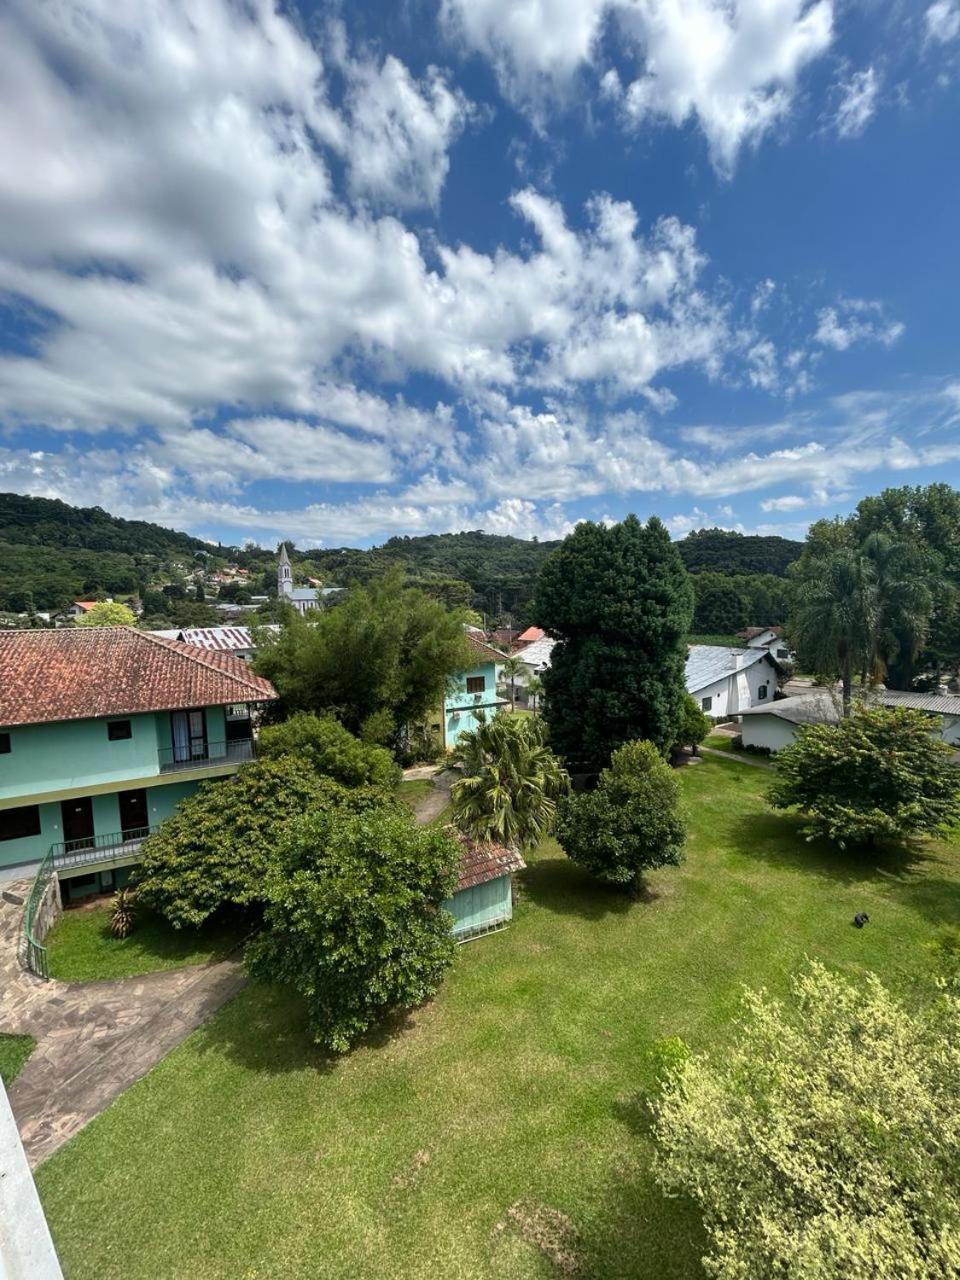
<box><xmin>254</xmin><ymin>569</ymin><xmax>472</xmax><ymax>748</ymax></box>
<box><xmin>245</xmin><ymin>808</ymin><xmax>461</xmax><ymax>1052</ymax></box>
<box><xmin>450</xmin><ymin>713</ymin><xmax>569</xmax><ymax>850</ymax></box>
<box><xmin>770</xmin><ymin>705</ymin><xmax>960</xmax><ymax>848</ymax></box>
<box><xmin>653</xmin><ymin>961</ymin><xmax>960</xmax><ymax>1280</ymax></box>
<box><xmin>534</xmin><ymin>516</ymin><xmax>694</xmax><ymax>769</ymax></box>
<box><xmin>135</xmin><ymin>759</ymin><xmax>391</xmax><ymax>928</ymax></box>
<box><xmin>258</xmin><ymin>714</ymin><xmax>400</xmax><ymax>789</ymax></box>
<box><xmin>557</xmin><ymin>740</ymin><xmax>686</xmax><ymax>894</ymax></box>
<box><xmin>76</xmin><ymin>600</ymin><xmax>136</xmax><ymax>627</ymax></box>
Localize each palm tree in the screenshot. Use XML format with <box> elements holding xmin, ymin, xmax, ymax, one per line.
<box><xmin>499</xmin><ymin>655</ymin><xmax>527</xmax><ymax>711</ymax></box>
<box><xmin>789</xmin><ymin>548</ymin><xmax>877</xmax><ymax>716</ymax></box>
<box><xmin>449</xmin><ymin>714</ymin><xmax>569</xmax><ymax>849</ymax></box>
<box><xmin>859</xmin><ymin>531</ymin><xmax>933</xmax><ymax>688</ymax></box>
<box><xmin>526</xmin><ymin>674</ymin><xmax>544</xmax><ymax>716</ymax></box>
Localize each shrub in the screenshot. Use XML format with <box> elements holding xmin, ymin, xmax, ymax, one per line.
<box><xmin>770</xmin><ymin>704</ymin><xmax>960</xmax><ymax>847</ymax></box>
<box><xmin>245</xmin><ymin>807</ymin><xmax>461</xmax><ymax>1052</ymax></box>
<box><xmin>674</xmin><ymin>694</ymin><xmax>710</xmax><ymax>754</ymax></box>
<box><xmin>557</xmin><ymin>740</ymin><xmax>685</xmax><ymax>894</ymax></box>
<box><xmin>258</xmin><ymin>713</ymin><xmax>399</xmax><ymax>788</ymax></box>
<box><xmin>110</xmin><ymin>887</ymin><xmax>137</xmax><ymax>938</ymax></box>
<box><xmin>653</xmin><ymin>961</ymin><xmax>960</xmax><ymax>1280</ymax></box>
<box><xmin>136</xmin><ymin>758</ymin><xmax>392</xmax><ymax>928</ymax></box>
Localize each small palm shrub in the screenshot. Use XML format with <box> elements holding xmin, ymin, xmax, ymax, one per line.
<box><xmin>110</xmin><ymin>887</ymin><xmax>138</xmax><ymax>939</ymax></box>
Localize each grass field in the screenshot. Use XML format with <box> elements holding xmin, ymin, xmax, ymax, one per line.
<box><xmin>0</xmin><ymin>1033</ymin><xmax>36</xmax><ymax>1085</ymax></box>
<box><xmin>45</xmin><ymin>904</ymin><xmax>246</xmax><ymax>983</ymax></box>
<box><xmin>396</xmin><ymin>778</ymin><xmax>436</xmax><ymax>810</ymax></box>
<box><xmin>37</xmin><ymin>758</ymin><xmax>960</xmax><ymax>1279</ymax></box>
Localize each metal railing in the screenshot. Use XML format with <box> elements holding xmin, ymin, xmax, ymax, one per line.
<box><xmin>22</xmin><ymin>848</ymin><xmax>55</xmax><ymax>980</ymax></box>
<box><xmin>50</xmin><ymin>827</ymin><xmax>154</xmax><ymax>870</ymax></box>
<box><xmin>157</xmin><ymin>737</ymin><xmax>255</xmax><ymax>773</ymax></box>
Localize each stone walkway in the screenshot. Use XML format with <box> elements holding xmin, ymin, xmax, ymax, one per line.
<box><xmin>0</xmin><ymin>887</ymin><xmax>245</xmax><ymax>1167</ymax></box>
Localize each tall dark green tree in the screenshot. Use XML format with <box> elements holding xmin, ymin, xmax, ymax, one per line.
<box><xmin>533</xmin><ymin>516</ymin><xmax>694</xmax><ymax>769</ymax></box>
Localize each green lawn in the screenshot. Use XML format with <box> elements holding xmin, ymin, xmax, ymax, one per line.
<box><xmin>37</xmin><ymin>758</ymin><xmax>960</xmax><ymax>1279</ymax></box>
<box><xmin>45</xmin><ymin>904</ymin><xmax>246</xmax><ymax>983</ymax></box>
<box><xmin>397</xmin><ymin>778</ymin><xmax>436</xmax><ymax>811</ymax></box>
<box><xmin>0</xmin><ymin>1033</ymin><xmax>36</xmax><ymax>1085</ymax></box>
<box><xmin>703</xmin><ymin>732</ymin><xmax>735</xmax><ymax>752</ymax></box>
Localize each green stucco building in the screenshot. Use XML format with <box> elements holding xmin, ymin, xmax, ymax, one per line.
<box><xmin>441</xmin><ymin>633</ymin><xmax>508</xmax><ymax>749</ymax></box>
<box><xmin>0</xmin><ymin>627</ymin><xmax>276</xmax><ymax>901</ymax></box>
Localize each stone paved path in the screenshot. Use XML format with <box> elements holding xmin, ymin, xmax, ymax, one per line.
<box><xmin>0</xmin><ymin>887</ymin><xmax>245</xmax><ymax>1167</ymax></box>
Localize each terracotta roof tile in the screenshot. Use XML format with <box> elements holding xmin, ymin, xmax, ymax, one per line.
<box><xmin>464</xmin><ymin>633</ymin><xmax>506</xmax><ymax>665</ymax></box>
<box><xmin>453</xmin><ymin>831</ymin><xmax>526</xmax><ymax>892</ymax></box>
<box><xmin>0</xmin><ymin>628</ymin><xmax>276</xmax><ymax>727</ymax></box>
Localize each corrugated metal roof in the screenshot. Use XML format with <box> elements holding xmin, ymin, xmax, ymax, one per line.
<box><xmin>685</xmin><ymin>645</ymin><xmax>769</xmax><ymax>694</ymax></box>
<box><xmin>740</xmin><ymin>688</ymin><xmax>960</xmax><ymax>723</ymax></box>
<box><xmin>514</xmin><ymin>635</ymin><xmax>555</xmax><ymax>669</ymax></box>
<box><xmin>174</xmin><ymin>626</ymin><xmax>256</xmax><ymax>651</ymax></box>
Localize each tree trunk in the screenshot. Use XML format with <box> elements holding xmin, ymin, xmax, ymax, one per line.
<box><xmin>841</xmin><ymin>653</ymin><xmax>853</xmax><ymax>717</ymax></box>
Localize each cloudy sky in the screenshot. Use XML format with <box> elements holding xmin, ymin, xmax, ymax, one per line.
<box><xmin>1</xmin><ymin>0</ymin><xmax>958</xmax><ymax>548</ymax></box>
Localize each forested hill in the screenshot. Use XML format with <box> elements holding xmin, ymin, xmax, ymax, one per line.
<box><xmin>676</xmin><ymin>528</ymin><xmax>803</xmax><ymax>576</ymax></box>
<box><xmin>0</xmin><ymin>493</ymin><xmax>211</xmax><ymax>556</ymax></box>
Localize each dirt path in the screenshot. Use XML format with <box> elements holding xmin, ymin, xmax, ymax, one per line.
<box><xmin>402</xmin><ymin>765</ymin><xmax>454</xmax><ymax>825</ymax></box>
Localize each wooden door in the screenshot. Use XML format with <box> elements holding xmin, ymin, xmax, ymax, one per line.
<box><xmin>61</xmin><ymin>796</ymin><xmax>94</xmax><ymax>849</ymax></box>
<box><xmin>118</xmin><ymin>788</ymin><xmax>148</xmax><ymax>839</ymax></box>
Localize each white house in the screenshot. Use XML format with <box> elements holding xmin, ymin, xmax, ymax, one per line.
<box><xmin>685</xmin><ymin>645</ymin><xmax>779</xmax><ymax>718</ymax></box>
<box><xmin>737</xmin><ymin>627</ymin><xmax>793</xmax><ymax>660</ymax></box>
<box><xmin>739</xmin><ymin>687</ymin><xmax>960</xmax><ymax>752</ymax></box>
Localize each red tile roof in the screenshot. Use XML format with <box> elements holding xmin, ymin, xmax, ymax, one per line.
<box><xmin>516</xmin><ymin>625</ymin><xmax>544</xmax><ymax>645</ymax></box>
<box><xmin>465</xmin><ymin>632</ymin><xmax>506</xmax><ymax>665</ymax></box>
<box><xmin>0</xmin><ymin>628</ymin><xmax>276</xmax><ymax>728</ymax></box>
<box><xmin>453</xmin><ymin>832</ymin><xmax>526</xmax><ymax>892</ymax></box>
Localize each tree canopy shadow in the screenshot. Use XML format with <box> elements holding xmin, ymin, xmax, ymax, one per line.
<box><xmin>729</xmin><ymin>807</ymin><xmax>928</xmax><ymax>887</ymax></box>
<box><xmin>520</xmin><ymin>853</ymin><xmax>635</xmax><ymax>921</ymax></box>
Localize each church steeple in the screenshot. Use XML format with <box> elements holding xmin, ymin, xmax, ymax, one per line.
<box><xmin>277</xmin><ymin>542</ymin><xmax>293</xmax><ymax>598</ymax></box>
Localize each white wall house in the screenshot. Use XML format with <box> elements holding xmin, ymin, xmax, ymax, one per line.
<box><xmin>685</xmin><ymin>645</ymin><xmax>779</xmax><ymax>719</ymax></box>
<box><xmin>737</xmin><ymin>627</ymin><xmax>793</xmax><ymax>660</ymax></box>
<box><xmin>740</xmin><ymin>688</ymin><xmax>960</xmax><ymax>752</ymax></box>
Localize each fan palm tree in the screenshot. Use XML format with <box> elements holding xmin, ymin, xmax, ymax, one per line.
<box><xmin>499</xmin><ymin>655</ymin><xmax>527</xmax><ymax>711</ymax></box>
<box><xmin>859</xmin><ymin>531</ymin><xmax>933</xmax><ymax>688</ymax></box>
<box><xmin>526</xmin><ymin>674</ymin><xmax>544</xmax><ymax>716</ymax></box>
<box><xmin>449</xmin><ymin>714</ymin><xmax>569</xmax><ymax>849</ymax></box>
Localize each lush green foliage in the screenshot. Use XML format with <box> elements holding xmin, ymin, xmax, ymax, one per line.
<box><xmin>557</xmin><ymin>740</ymin><xmax>685</xmax><ymax>891</ymax></box>
<box><xmin>110</xmin><ymin>887</ymin><xmax>137</xmax><ymax>938</ymax></box>
<box><xmin>258</xmin><ymin>714</ymin><xmax>400</xmax><ymax>788</ymax></box>
<box><xmin>0</xmin><ymin>1033</ymin><xmax>35</xmax><ymax>1085</ymax></box>
<box><xmin>653</xmin><ymin>960</ymin><xmax>960</xmax><ymax>1280</ymax></box>
<box><xmin>675</xmin><ymin>695</ymin><xmax>711</xmax><ymax>751</ymax></box>
<box><xmin>35</xmin><ymin>758</ymin><xmax>960</xmax><ymax>1280</ymax></box>
<box><xmin>450</xmin><ymin>713</ymin><xmax>569</xmax><ymax>849</ymax></box>
<box><xmin>135</xmin><ymin>759</ymin><xmax>389</xmax><ymax>927</ymax></box>
<box><xmin>499</xmin><ymin>654</ymin><xmax>527</xmax><ymax>710</ymax></box>
<box><xmin>535</xmin><ymin>515</ymin><xmax>694</xmax><ymax>768</ymax></box>
<box><xmin>690</xmin><ymin>570</ymin><xmax>789</xmax><ymax>632</ymax></box>
<box><xmin>245</xmin><ymin>808</ymin><xmax>461</xmax><ymax>1052</ymax></box>
<box><xmin>677</xmin><ymin>528</ymin><xmax>803</xmax><ymax>576</ymax></box>
<box><xmin>770</xmin><ymin>705</ymin><xmax>960</xmax><ymax>846</ymax></box>
<box><xmin>76</xmin><ymin>600</ymin><xmax>137</xmax><ymax>627</ymax></box>
<box><xmin>254</xmin><ymin>571</ymin><xmax>472</xmax><ymax>747</ymax></box>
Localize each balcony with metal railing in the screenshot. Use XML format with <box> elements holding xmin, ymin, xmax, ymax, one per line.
<box><xmin>50</xmin><ymin>826</ymin><xmax>154</xmax><ymax>871</ymax></box>
<box><xmin>157</xmin><ymin>737</ymin><xmax>255</xmax><ymax>773</ymax></box>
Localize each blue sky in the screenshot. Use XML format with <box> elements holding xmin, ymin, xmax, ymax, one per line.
<box><xmin>0</xmin><ymin>0</ymin><xmax>958</xmax><ymax>548</ymax></box>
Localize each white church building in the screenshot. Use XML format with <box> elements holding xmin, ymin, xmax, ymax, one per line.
<box><xmin>276</xmin><ymin>544</ymin><xmax>344</xmax><ymax>615</ymax></box>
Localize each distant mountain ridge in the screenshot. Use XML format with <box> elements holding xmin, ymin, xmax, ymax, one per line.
<box><xmin>0</xmin><ymin>492</ymin><xmax>803</xmax><ymax>618</ymax></box>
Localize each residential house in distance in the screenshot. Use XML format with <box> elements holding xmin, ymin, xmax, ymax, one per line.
<box><xmin>0</xmin><ymin>628</ymin><xmax>276</xmax><ymax>898</ymax></box>
<box><xmin>147</xmin><ymin>625</ymin><xmax>277</xmax><ymax>663</ymax></box>
<box><xmin>66</xmin><ymin>601</ymin><xmax>100</xmax><ymax>620</ymax></box>
<box><xmin>686</xmin><ymin>644</ymin><xmax>780</xmax><ymax>718</ymax></box>
<box><xmin>737</xmin><ymin>626</ymin><xmax>793</xmax><ymax>661</ymax></box>
<box><xmin>447</xmin><ymin>834</ymin><xmax>525</xmax><ymax>941</ymax></box>
<box><xmin>740</xmin><ymin>687</ymin><xmax>960</xmax><ymax>753</ymax></box>
<box><xmin>440</xmin><ymin>633</ymin><xmax>508</xmax><ymax>749</ymax></box>
<box><xmin>514</xmin><ymin>625</ymin><xmax>544</xmax><ymax>647</ymax></box>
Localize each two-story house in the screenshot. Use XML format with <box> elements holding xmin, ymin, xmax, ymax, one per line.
<box><xmin>440</xmin><ymin>634</ymin><xmax>508</xmax><ymax>749</ymax></box>
<box><xmin>0</xmin><ymin>628</ymin><xmax>276</xmax><ymax>900</ymax></box>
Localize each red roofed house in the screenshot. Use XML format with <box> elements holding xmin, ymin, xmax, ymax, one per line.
<box><xmin>514</xmin><ymin>625</ymin><xmax>544</xmax><ymax>647</ymax></box>
<box><xmin>0</xmin><ymin>628</ymin><xmax>276</xmax><ymax>910</ymax></box>
<box><xmin>447</xmin><ymin>832</ymin><xmax>525</xmax><ymax>941</ymax></box>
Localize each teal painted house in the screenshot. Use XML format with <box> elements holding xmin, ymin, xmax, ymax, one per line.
<box><xmin>0</xmin><ymin>628</ymin><xmax>276</xmax><ymax>901</ymax></box>
<box><xmin>442</xmin><ymin>633</ymin><xmax>508</xmax><ymax>749</ymax></box>
<box><xmin>447</xmin><ymin>834</ymin><xmax>525</xmax><ymax>941</ymax></box>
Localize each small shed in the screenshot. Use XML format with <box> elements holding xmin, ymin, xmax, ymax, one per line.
<box><xmin>446</xmin><ymin>834</ymin><xmax>525</xmax><ymax>942</ymax></box>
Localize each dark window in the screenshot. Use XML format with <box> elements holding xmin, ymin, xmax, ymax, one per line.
<box><xmin>701</xmin><ymin>696</ymin><xmax>712</xmax><ymax>712</ymax></box>
<box><xmin>776</xmin><ymin>648</ymin><xmax>789</xmax><ymax>659</ymax></box>
<box><xmin>107</xmin><ymin>719</ymin><xmax>132</xmax><ymax>741</ymax></box>
<box><xmin>758</xmin><ymin>684</ymin><xmax>768</xmax><ymax>700</ymax></box>
<box><xmin>0</xmin><ymin>804</ymin><xmax>41</xmax><ymax>843</ymax></box>
<box><xmin>0</xmin><ymin>732</ymin><xmax>9</xmax><ymax>754</ymax></box>
<box><xmin>466</xmin><ymin>676</ymin><xmax>485</xmax><ymax>694</ymax></box>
